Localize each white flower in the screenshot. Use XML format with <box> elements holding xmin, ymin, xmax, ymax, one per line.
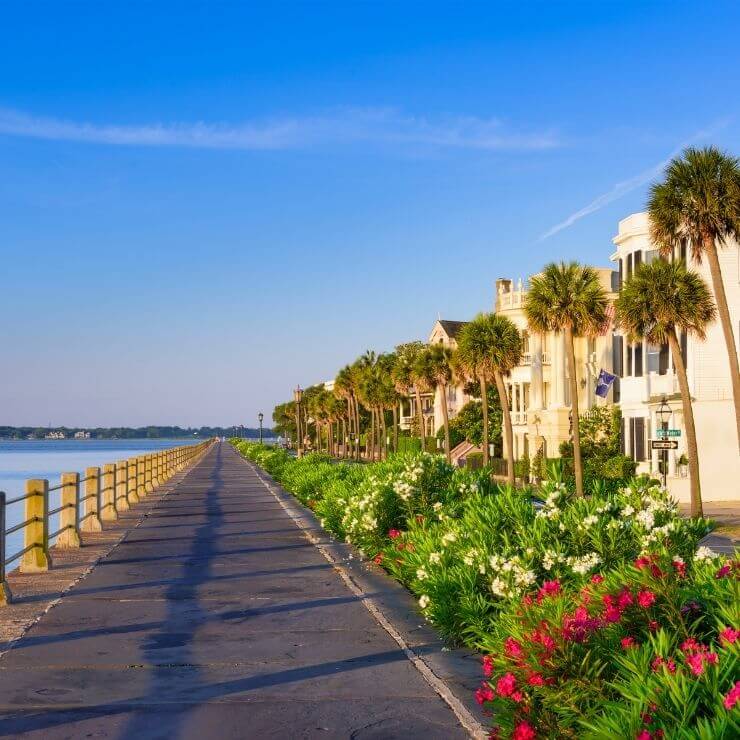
<box><xmin>429</xmin><ymin>552</ymin><xmax>442</xmax><ymax>565</ymax></box>
<box><xmin>569</xmin><ymin>552</ymin><xmax>601</xmax><ymax>575</ymax></box>
<box><xmin>441</xmin><ymin>531</ymin><xmax>457</xmax><ymax>546</ymax></box>
<box><xmin>694</xmin><ymin>546</ymin><xmax>717</xmax><ymax>562</ymax></box>
<box><xmin>621</xmin><ymin>504</ymin><xmax>635</xmax><ymax>517</ymax></box>
<box><xmin>582</xmin><ymin>515</ymin><xmax>598</xmax><ymax>527</ymax></box>
<box><xmin>416</xmin><ymin>567</ymin><xmax>429</xmax><ymax>580</ymax></box>
<box><xmin>490</xmin><ymin>577</ymin><xmax>507</xmax><ymax>597</ymax></box>
<box><xmin>419</xmin><ymin>594</ymin><xmax>430</xmax><ymax>609</ymax></box>
<box><xmin>432</xmin><ymin>502</ymin><xmax>443</xmax><ymax>512</ymax></box>
<box><xmin>635</xmin><ymin>510</ymin><xmax>655</xmax><ymax>530</ymax></box>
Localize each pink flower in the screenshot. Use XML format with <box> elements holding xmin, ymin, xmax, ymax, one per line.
<box><xmin>715</xmin><ymin>564</ymin><xmax>731</xmax><ymax>578</ymax></box>
<box><xmin>511</xmin><ymin>690</ymin><xmax>525</xmax><ymax>703</ymax></box>
<box><xmin>672</xmin><ymin>559</ymin><xmax>686</xmax><ymax>577</ymax></box>
<box><xmin>482</xmin><ymin>655</ymin><xmax>495</xmax><ymax>678</ymax></box>
<box><xmin>527</xmin><ymin>672</ymin><xmax>545</xmax><ymax>686</ymax></box>
<box><xmin>651</xmin><ymin>656</ymin><xmax>675</xmax><ymax>673</ymax></box>
<box><xmin>637</xmin><ymin>590</ymin><xmax>657</xmax><ymax>608</ymax></box>
<box><xmin>617</xmin><ymin>589</ymin><xmax>634</xmax><ymax>609</ymax></box>
<box><xmin>475</xmin><ymin>682</ymin><xmax>494</xmax><ymax>705</ymax></box>
<box><xmin>504</xmin><ymin>637</ymin><xmax>525</xmax><ymax>661</ymax></box>
<box><xmin>686</xmin><ymin>653</ymin><xmax>705</xmax><ymax>676</ymax></box>
<box><xmin>680</xmin><ymin>638</ymin><xmax>700</xmax><ymax>653</ymax></box>
<box><xmin>719</xmin><ymin>627</ymin><xmax>739</xmax><ymax>645</ymax></box>
<box><xmin>373</xmin><ymin>554</ymin><xmax>383</xmax><ymax>565</ymax></box>
<box><xmin>723</xmin><ymin>681</ymin><xmax>740</xmax><ymax>710</ymax></box>
<box><xmin>496</xmin><ymin>672</ymin><xmax>517</xmax><ymax>697</ymax></box>
<box><xmin>648</xmin><ymin>620</ymin><xmax>659</xmax><ymax>632</ymax></box>
<box><xmin>537</xmin><ymin>580</ymin><xmax>561</xmax><ymax>601</ymax></box>
<box><xmin>388</xmin><ymin>529</ymin><xmax>401</xmax><ymax>539</ymax></box>
<box><xmin>635</xmin><ymin>556</ymin><xmax>651</xmax><ymax>570</ymax></box>
<box><xmin>604</xmin><ymin>606</ymin><xmax>622</xmax><ymax>623</ymax></box>
<box><xmin>636</xmin><ymin>731</ymin><xmax>652</xmax><ymax>740</ymax></box>
<box><xmin>512</xmin><ymin>721</ymin><xmax>536</xmax><ymax>740</ymax></box>
<box><xmin>621</xmin><ymin>637</ymin><xmax>637</xmax><ymax>650</ymax></box>
<box><xmin>591</xmin><ymin>574</ymin><xmax>604</xmax><ymax>584</ymax></box>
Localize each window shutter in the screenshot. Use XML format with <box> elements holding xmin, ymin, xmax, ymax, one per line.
<box><xmin>635</xmin><ymin>344</ymin><xmax>643</xmax><ymax>377</ymax></box>
<box><xmin>659</xmin><ymin>343</ymin><xmax>669</xmax><ymax>375</ymax></box>
<box><xmin>633</xmin><ymin>417</ymin><xmax>645</xmax><ymax>461</ymax></box>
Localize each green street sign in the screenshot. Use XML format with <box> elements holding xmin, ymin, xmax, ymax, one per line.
<box><xmin>656</xmin><ymin>429</ymin><xmax>681</xmax><ymax>438</ymax></box>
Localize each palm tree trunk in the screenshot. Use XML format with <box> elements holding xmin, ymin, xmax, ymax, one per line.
<box><xmin>564</xmin><ymin>325</ymin><xmax>584</xmax><ymax>497</ymax></box>
<box><xmin>354</xmin><ymin>397</ymin><xmax>361</xmax><ymax>461</ymax></box>
<box><xmin>667</xmin><ymin>330</ymin><xmax>702</xmax><ymax>516</ymax></box>
<box><xmin>704</xmin><ymin>236</ymin><xmax>740</xmax><ymax>451</ymax></box>
<box><xmin>370</xmin><ymin>409</ymin><xmax>376</xmax><ymax>461</ymax></box>
<box><xmin>414</xmin><ymin>387</ymin><xmax>426</xmax><ymax>452</ymax></box>
<box><xmin>392</xmin><ymin>405</ymin><xmax>398</xmax><ymax>455</ymax></box>
<box><xmin>381</xmin><ymin>410</ymin><xmax>388</xmax><ymax>460</ymax></box>
<box><xmin>440</xmin><ymin>383</ymin><xmax>451</xmax><ymax>463</ymax></box>
<box><xmin>494</xmin><ymin>370</ymin><xmax>515</xmax><ymax>485</ymax></box>
<box><xmin>480</xmin><ymin>375</ymin><xmax>490</xmax><ymax>465</ymax></box>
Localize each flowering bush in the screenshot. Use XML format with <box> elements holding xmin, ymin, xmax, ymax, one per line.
<box><xmin>477</xmin><ymin>549</ymin><xmax>739</xmax><ymax>738</ymax></box>
<box><xmin>231</xmin><ymin>442</ymin><xmax>735</xmax><ymax>737</ymax></box>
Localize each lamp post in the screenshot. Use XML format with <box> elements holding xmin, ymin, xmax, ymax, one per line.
<box><xmin>293</xmin><ymin>386</ymin><xmax>303</xmax><ymax>458</ymax></box>
<box><xmin>258</xmin><ymin>412</ymin><xmax>264</xmax><ymax>445</ymax></box>
<box><xmin>657</xmin><ymin>395</ymin><xmax>670</xmax><ymax>489</ymax></box>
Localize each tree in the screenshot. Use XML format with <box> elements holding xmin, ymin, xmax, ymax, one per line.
<box><xmin>444</xmin><ymin>386</ymin><xmax>503</xmax><ymax>450</ymax></box>
<box><xmin>457</xmin><ymin>314</ymin><xmax>521</xmax><ymax>481</ymax></box>
<box><xmin>525</xmin><ymin>262</ymin><xmax>608</xmax><ymax>496</ymax></box>
<box><xmin>395</xmin><ymin>342</ymin><xmax>427</xmax><ymax>450</ymax></box>
<box><xmin>415</xmin><ymin>345</ymin><xmax>455</xmax><ymax>461</ymax></box>
<box><xmin>334</xmin><ymin>366</ymin><xmax>355</xmax><ymax>458</ymax></box>
<box><xmin>616</xmin><ymin>259</ymin><xmax>716</xmax><ymax>517</ymax></box>
<box><xmin>648</xmin><ymin>147</ymin><xmax>740</xmax><ymax>450</ymax></box>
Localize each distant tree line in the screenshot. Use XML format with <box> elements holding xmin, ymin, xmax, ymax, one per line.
<box><xmin>0</xmin><ymin>425</ymin><xmax>274</xmax><ymax>440</ymax></box>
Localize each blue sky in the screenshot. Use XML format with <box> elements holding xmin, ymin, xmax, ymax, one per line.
<box><xmin>1</xmin><ymin>1</ymin><xmax>739</xmax><ymax>427</ymax></box>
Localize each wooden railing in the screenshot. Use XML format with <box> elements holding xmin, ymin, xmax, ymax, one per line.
<box><xmin>0</xmin><ymin>439</ymin><xmax>214</xmax><ymax>606</ymax></box>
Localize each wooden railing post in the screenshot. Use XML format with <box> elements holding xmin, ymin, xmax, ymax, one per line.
<box><xmin>21</xmin><ymin>479</ymin><xmax>51</xmax><ymax>572</ymax></box>
<box><xmin>126</xmin><ymin>457</ymin><xmax>138</xmax><ymax>504</ymax></box>
<box><xmin>153</xmin><ymin>452</ymin><xmax>161</xmax><ymax>487</ymax></box>
<box><xmin>82</xmin><ymin>467</ymin><xmax>103</xmax><ymax>532</ymax></box>
<box><xmin>57</xmin><ymin>472</ymin><xmax>81</xmax><ymax>548</ymax></box>
<box><xmin>101</xmin><ymin>463</ymin><xmax>118</xmax><ymax>521</ymax></box>
<box><xmin>116</xmin><ymin>461</ymin><xmax>129</xmax><ymax>511</ymax></box>
<box><xmin>144</xmin><ymin>454</ymin><xmax>153</xmax><ymax>493</ymax></box>
<box><xmin>135</xmin><ymin>455</ymin><xmax>145</xmax><ymax>499</ymax></box>
<box><xmin>0</xmin><ymin>493</ymin><xmax>10</xmax><ymax>605</ymax></box>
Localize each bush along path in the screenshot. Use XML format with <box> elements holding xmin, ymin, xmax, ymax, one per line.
<box><xmin>232</xmin><ymin>441</ymin><xmax>739</xmax><ymax>739</ymax></box>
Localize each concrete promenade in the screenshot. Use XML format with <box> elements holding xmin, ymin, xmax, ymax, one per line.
<box><xmin>0</xmin><ymin>442</ymin><xmax>470</xmax><ymax>739</ymax></box>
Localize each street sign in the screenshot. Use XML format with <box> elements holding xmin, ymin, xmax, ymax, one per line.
<box><xmin>656</xmin><ymin>429</ymin><xmax>681</xmax><ymax>438</ymax></box>
<box><xmin>651</xmin><ymin>440</ymin><xmax>678</xmax><ymax>450</ymax></box>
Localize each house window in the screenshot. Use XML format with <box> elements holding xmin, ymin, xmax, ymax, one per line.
<box><xmin>647</xmin><ymin>343</ymin><xmax>660</xmax><ymax>373</ymax></box>
<box><xmin>634</xmin><ymin>343</ymin><xmax>643</xmax><ymax>377</ymax></box>
<box><xmin>659</xmin><ymin>343</ymin><xmax>669</xmax><ymax>375</ymax></box>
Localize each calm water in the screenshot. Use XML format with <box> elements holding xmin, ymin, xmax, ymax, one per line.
<box><xmin>0</xmin><ymin>438</ymin><xmax>202</xmax><ymax>565</ymax></box>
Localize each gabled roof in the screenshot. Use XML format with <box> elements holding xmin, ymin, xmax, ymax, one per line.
<box><xmin>437</xmin><ymin>320</ymin><xmax>468</xmax><ymax>339</ymax></box>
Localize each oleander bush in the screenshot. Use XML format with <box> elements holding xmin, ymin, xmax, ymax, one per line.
<box><xmin>231</xmin><ymin>441</ymin><xmax>738</xmax><ymax>737</ymax></box>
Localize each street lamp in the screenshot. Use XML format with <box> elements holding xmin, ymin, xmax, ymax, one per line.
<box><xmin>656</xmin><ymin>395</ymin><xmax>671</xmax><ymax>488</ymax></box>
<box><xmin>258</xmin><ymin>412</ymin><xmax>264</xmax><ymax>445</ymax></box>
<box><xmin>293</xmin><ymin>390</ymin><xmax>302</xmax><ymax>454</ymax></box>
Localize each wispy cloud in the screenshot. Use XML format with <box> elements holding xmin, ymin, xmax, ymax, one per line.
<box><xmin>538</xmin><ymin>119</ymin><xmax>731</xmax><ymax>241</ymax></box>
<box><xmin>0</xmin><ymin>106</ymin><xmax>560</xmax><ymax>152</ymax></box>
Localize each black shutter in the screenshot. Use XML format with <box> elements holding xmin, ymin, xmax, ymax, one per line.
<box><xmin>634</xmin><ymin>417</ymin><xmax>645</xmax><ymax>461</ymax></box>
<box><xmin>613</xmin><ymin>336</ymin><xmax>623</xmax><ymax>375</ymax></box>
<box><xmin>633</xmin><ymin>250</ymin><xmax>642</xmax><ymax>271</ymax></box>
<box><xmin>627</xmin><ymin>344</ymin><xmax>633</xmax><ymax>377</ymax></box>
<box><xmin>635</xmin><ymin>344</ymin><xmax>643</xmax><ymax>377</ymax></box>
<box><xmin>659</xmin><ymin>343</ymin><xmax>669</xmax><ymax>375</ymax></box>
<box><xmin>617</xmin><ymin>260</ymin><xmax>623</xmax><ymax>290</ymax></box>
<box><xmin>627</xmin><ymin>253</ymin><xmax>633</xmax><ymax>280</ymax></box>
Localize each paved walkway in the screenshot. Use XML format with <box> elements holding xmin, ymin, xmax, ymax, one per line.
<box><xmin>0</xmin><ymin>442</ymin><xmax>468</xmax><ymax>739</ymax></box>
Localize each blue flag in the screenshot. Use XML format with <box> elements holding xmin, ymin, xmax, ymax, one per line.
<box><xmin>595</xmin><ymin>369</ymin><xmax>617</xmax><ymax>398</ymax></box>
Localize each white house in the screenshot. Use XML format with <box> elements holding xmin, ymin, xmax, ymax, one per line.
<box><xmin>610</xmin><ymin>212</ymin><xmax>740</xmax><ymax>503</ymax></box>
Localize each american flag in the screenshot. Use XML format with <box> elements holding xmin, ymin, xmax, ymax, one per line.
<box><xmin>598</xmin><ymin>302</ymin><xmax>616</xmax><ymax>336</ymax></box>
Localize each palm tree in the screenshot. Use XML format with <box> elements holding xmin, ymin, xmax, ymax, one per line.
<box><xmin>525</xmin><ymin>262</ymin><xmax>608</xmax><ymax>496</ymax></box>
<box><xmin>648</xmin><ymin>147</ymin><xmax>740</xmax><ymax>450</ymax></box>
<box><xmin>334</xmin><ymin>366</ymin><xmax>355</xmax><ymax>458</ymax></box>
<box><xmin>395</xmin><ymin>342</ymin><xmax>426</xmax><ymax>450</ymax></box>
<box><xmin>456</xmin><ymin>314</ymin><xmax>521</xmax><ymax>481</ymax></box>
<box><xmin>616</xmin><ymin>259</ymin><xmax>716</xmax><ymax>517</ymax></box>
<box><xmin>415</xmin><ymin>345</ymin><xmax>455</xmax><ymax>462</ymax></box>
